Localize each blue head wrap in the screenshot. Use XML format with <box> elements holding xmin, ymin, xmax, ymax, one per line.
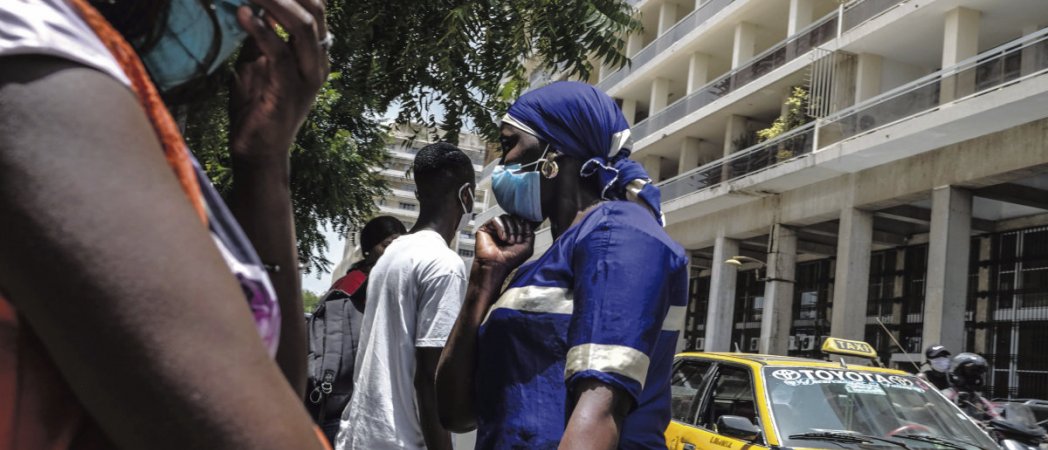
<box><xmin>503</xmin><ymin>81</ymin><xmax>664</xmax><ymax>224</ymax></box>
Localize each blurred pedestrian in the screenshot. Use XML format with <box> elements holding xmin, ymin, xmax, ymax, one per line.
<box><xmin>335</xmin><ymin>143</ymin><xmax>474</xmax><ymax>450</ymax></box>
<box><xmin>437</xmin><ymin>81</ymin><xmax>689</xmax><ymax>449</ymax></box>
<box><xmin>307</xmin><ymin>215</ymin><xmax>405</xmax><ymax>444</ymax></box>
<box><xmin>0</xmin><ymin>0</ymin><xmax>332</xmax><ymax>448</ymax></box>
<box><xmin>331</xmin><ymin>216</ymin><xmax>407</xmax><ymax>308</ymax></box>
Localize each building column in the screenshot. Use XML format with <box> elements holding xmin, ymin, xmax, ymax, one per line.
<box><xmin>759</xmin><ymin>224</ymin><xmax>797</xmax><ymax>355</ymax></box>
<box><xmin>723</xmin><ymin>115</ymin><xmax>749</xmax><ymax>156</ymax></box>
<box><xmin>787</xmin><ymin>0</ymin><xmax>817</xmax><ymax>36</ymax></box>
<box><xmin>830</xmin><ymin>207</ymin><xmax>874</xmax><ymax>341</ymax></box>
<box><xmin>923</xmin><ymin>186</ymin><xmax>972</xmax><ymax>352</ymax></box>
<box><xmin>658</xmin><ymin>1</ymin><xmax>679</xmax><ymax>36</ymax></box>
<box><xmin>732</xmin><ymin>22</ymin><xmax>758</xmax><ymax>69</ymax></box>
<box><xmin>722</xmin><ymin>114</ymin><xmax>748</xmax><ymax>181</ymax></box>
<box><xmin>620</xmin><ymin>98</ymin><xmax>638</xmax><ymax>126</ymax></box>
<box><xmin>679</xmin><ymin>137</ymin><xmax>702</xmax><ymax>173</ymax></box>
<box><xmin>705</xmin><ymin>233</ymin><xmax>739</xmax><ymax>352</ymax></box>
<box><xmin>627</xmin><ymin>33</ymin><xmax>646</xmax><ymax>58</ymax></box>
<box><xmin>643</xmin><ymin>155</ymin><xmax>663</xmax><ymax>182</ymax></box>
<box><xmin>650</xmin><ymin>77</ymin><xmax>670</xmax><ymax>114</ymax></box>
<box><xmin>940</xmin><ymin>7</ymin><xmax>981</xmax><ymax>103</ymax></box>
<box><xmin>687</xmin><ymin>52</ymin><xmax>711</xmax><ymax>94</ymax></box>
<box><xmin>855</xmin><ymin>53</ymin><xmax>883</xmax><ymax>103</ymax></box>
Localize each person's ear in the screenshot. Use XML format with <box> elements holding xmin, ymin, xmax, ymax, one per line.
<box><xmin>460</xmin><ymin>184</ymin><xmax>475</xmax><ymax>213</ymax></box>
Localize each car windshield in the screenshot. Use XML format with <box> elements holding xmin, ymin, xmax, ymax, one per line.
<box><xmin>763</xmin><ymin>367</ymin><xmax>998</xmax><ymax>449</ymax></box>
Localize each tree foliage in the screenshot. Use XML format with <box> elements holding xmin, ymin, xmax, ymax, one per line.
<box><xmin>302</xmin><ymin>290</ymin><xmax>322</xmax><ymax>313</ymax></box>
<box><xmin>184</xmin><ymin>0</ymin><xmax>639</xmax><ymax>274</ymax></box>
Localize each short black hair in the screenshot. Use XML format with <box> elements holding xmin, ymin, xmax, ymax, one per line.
<box><xmin>360</xmin><ymin>216</ymin><xmax>406</xmax><ymax>254</ymax></box>
<box><xmin>412</xmin><ymin>142</ymin><xmax>476</xmax><ymax>200</ymax></box>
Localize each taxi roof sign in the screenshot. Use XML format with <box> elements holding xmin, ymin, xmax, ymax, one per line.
<box><xmin>821</xmin><ymin>337</ymin><xmax>878</xmax><ymax>360</ymax></box>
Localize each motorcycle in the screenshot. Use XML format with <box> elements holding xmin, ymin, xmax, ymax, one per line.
<box><xmin>988</xmin><ymin>402</ymin><xmax>1047</xmax><ymax>450</ymax></box>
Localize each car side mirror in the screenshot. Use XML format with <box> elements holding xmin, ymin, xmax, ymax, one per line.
<box><xmin>716</xmin><ymin>415</ymin><xmax>760</xmax><ymax>442</ymax></box>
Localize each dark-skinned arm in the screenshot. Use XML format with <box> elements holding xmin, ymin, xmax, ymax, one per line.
<box><xmin>436</xmin><ymin>216</ymin><xmax>533</xmax><ymax>432</ymax></box>
<box><xmin>435</xmin><ymin>261</ymin><xmax>511</xmax><ymax>431</ymax></box>
<box><xmin>417</xmin><ymin>347</ymin><xmax>454</xmax><ymax>450</ymax></box>
<box><xmin>0</xmin><ymin>56</ymin><xmax>325</xmax><ymax>450</ymax></box>
<box><xmin>224</xmin><ymin>0</ymin><xmax>331</xmax><ymax>395</ymax></box>
<box><xmin>559</xmin><ymin>380</ymin><xmax>632</xmax><ymax>450</ymax></box>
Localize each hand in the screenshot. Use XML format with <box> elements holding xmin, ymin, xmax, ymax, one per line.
<box><xmin>229</xmin><ymin>0</ymin><xmax>330</xmax><ymax>166</ymax></box>
<box><xmin>475</xmin><ymin>215</ymin><xmax>535</xmax><ymax>274</ymax></box>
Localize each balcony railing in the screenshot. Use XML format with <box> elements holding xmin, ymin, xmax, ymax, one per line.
<box><xmin>631</xmin><ymin>11</ymin><xmax>838</xmax><ymax>142</ymax></box>
<box><xmin>841</xmin><ymin>0</ymin><xmax>906</xmax><ymax>32</ymax></box>
<box><xmin>654</xmin><ymin>28</ymin><xmax>1048</xmax><ymax>206</ymax></box>
<box><xmin>596</xmin><ymin>0</ymin><xmax>736</xmax><ymax>92</ymax></box>
<box><xmin>817</xmin><ymin>28</ymin><xmax>1048</xmax><ymax>148</ymax></box>
<box><xmin>658</xmin><ymin>122</ymin><xmax>816</xmax><ymax>202</ymax></box>
<box><xmin>623</xmin><ymin>0</ymin><xmax>910</xmax><ymax>144</ymax></box>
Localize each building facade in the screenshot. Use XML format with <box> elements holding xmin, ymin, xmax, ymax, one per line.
<box><xmin>333</xmin><ymin>125</ymin><xmax>490</xmax><ymax>279</ymax></box>
<box><xmin>480</xmin><ymin>0</ymin><xmax>1048</xmax><ymax>399</ymax></box>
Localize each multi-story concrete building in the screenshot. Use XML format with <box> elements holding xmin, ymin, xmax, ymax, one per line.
<box><xmin>332</xmin><ymin>125</ymin><xmax>490</xmax><ymax>279</ymax></box>
<box><xmin>479</xmin><ymin>0</ymin><xmax>1048</xmax><ymax>398</ymax></box>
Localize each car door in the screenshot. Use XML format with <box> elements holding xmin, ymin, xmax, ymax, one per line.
<box><xmin>665</xmin><ymin>358</ymin><xmax>715</xmax><ymax>450</ymax></box>
<box><xmin>678</xmin><ymin>363</ymin><xmax>770</xmax><ymax>450</ymax></box>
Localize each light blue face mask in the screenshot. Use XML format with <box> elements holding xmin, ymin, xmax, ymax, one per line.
<box><xmin>141</xmin><ymin>0</ymin><xmax>253</xmax><ymax>92</ymax></box>
<box><xmin>492</xmin><ymin>159</ymin><xmax>545</xmax><ymax>223</ymax></box>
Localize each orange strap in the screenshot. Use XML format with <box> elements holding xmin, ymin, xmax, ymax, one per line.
<box><xmin>67</xmin><ymin>0</ymin><xmax>207</xmax><ymax>224</ymax></box>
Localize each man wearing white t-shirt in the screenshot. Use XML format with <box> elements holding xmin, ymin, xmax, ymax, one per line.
<box><xmin>335</xmin><ymin>143</ymin><xmax>475</xmax><ymax>450</ymax></box>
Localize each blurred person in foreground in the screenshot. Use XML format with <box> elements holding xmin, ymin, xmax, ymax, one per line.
<box><xmin>436</xmin><ymin>81</ymin><xmax>689</xmax><ymax>450</ymax></box>
<box><xmin>0</xmin><ymin>0</ymin><xmax>333</xmax><ymax>448</ymax></box>
<box><xmin>335</xmin><ymin>143</ymin><xmax>474</xmax><ymax>450</ymax></box>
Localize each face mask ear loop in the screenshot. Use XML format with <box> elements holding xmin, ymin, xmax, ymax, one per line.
<box><xmin>458</xmin><ymin>183</ymin><xmax>473</xmax><ymax>214</ymax></box>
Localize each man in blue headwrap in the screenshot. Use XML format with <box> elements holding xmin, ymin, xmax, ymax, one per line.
<box><xmin>437</xmin><ymin>81</ymin><xmax>689</xmax><ymax>449</ymax></box>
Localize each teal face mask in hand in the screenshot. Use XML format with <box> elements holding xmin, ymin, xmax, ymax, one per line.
<box><xmin>491</xmin><ymin>162</ymin><xmax>544</xmax><ymax>223</ymax></box>
<box><xmin>141</xmin><ymin>0</ymin><xmax>252</xmax><ymax>92</ymax></box>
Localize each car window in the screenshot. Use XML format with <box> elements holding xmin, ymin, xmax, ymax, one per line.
<box><xmin>670</xmin><ymin>359</ymin><xmax>714</xmax><ymax>424</ymax></box>
<box><xmin>698</xmin><ymin>364</ymin><xmax>758</xmax><ymax>430</ymax></box>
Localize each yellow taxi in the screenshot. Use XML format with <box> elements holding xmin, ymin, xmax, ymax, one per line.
<box><xmin>665</xmin><ymin>338</ymin><xmax>999</xmax><ymax>450</ymax></box>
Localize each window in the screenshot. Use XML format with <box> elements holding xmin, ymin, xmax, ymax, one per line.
<box><xmin>697</xmin><ymin>365</ymin><xmax>758</xmax><ymax>430</ymax></box>
<box><xmin>399</xmin><ymin>202</ymin><xmax>416</xmax><ymax>211</ymax></box>
<box><xmin>670</xmin><ymin>360</ymin><xmax>714</xmax><ymax>425</ymax></box>
<box><xmin>458</xmin><ymin>249</ymin><xmax>474</xmax><ymax>257</ymax></box>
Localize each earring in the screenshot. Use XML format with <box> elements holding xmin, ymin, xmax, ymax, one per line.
<box><xmin>540</xmin><ymin>154</ymin><xmax>560</xmax><ymax>179</ymax></box>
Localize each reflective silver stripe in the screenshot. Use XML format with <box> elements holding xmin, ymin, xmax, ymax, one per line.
<box><xmin>662</xmin><ymin>305</ymin><xmax>687</xmax><ymax>332</ymax></box>
<box><xmin>482</xmin><ymin>285</ymin><xmax>573</xmax><ymax>325</ymax></box>
<box><xmin>564</xmin><ymin>343</ymin><xmax>651</xmax><ymax>388</ymax></box>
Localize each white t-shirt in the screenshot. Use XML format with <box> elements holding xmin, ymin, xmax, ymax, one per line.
<box><xmin>0</xmin><ymin>0</ymin><xmax>130</xmax><ymax>87</ymax></box>
<box><xmin>336</xmin><ymin>230</ymin><xmax>467</xmax><ymax>450</ymax></box>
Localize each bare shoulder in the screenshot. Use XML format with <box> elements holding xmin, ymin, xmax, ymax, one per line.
<box><xmin>0</xmin><ymin>54</ymin><xmax>154</xmax><ymax>156</ymax></box>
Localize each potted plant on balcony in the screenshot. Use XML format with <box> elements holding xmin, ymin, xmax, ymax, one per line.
<box><xmin>756</xmin><ymin>86</ymin><xmax>813</xmax><ymax>162</ymax></box>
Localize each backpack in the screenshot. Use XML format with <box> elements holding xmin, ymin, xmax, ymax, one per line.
<box><xmin>305</xmin><ymin>285</ymin><xmax>365</xmax><ymax>441</ymax></box>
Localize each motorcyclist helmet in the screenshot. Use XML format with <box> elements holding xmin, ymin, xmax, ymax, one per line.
<box><xmin>926</xmin><ymin>344</ymin><xmax>951</xmax><ymax>359</ymax></box>
<box><xmin>948</xmin><ymin>352</ymin><xmax>988</xmax><ymax>390</ymax></box>
<box><xmin>926</xmin><ymin>344</ymin><xmax>952</xmax><ymax>373</ymax></box>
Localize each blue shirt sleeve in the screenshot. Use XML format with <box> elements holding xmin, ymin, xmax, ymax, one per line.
<box><xmin>563</xmin><ymin>213</ymin><xmax>678</xmax><ymax>405</ymax></box>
